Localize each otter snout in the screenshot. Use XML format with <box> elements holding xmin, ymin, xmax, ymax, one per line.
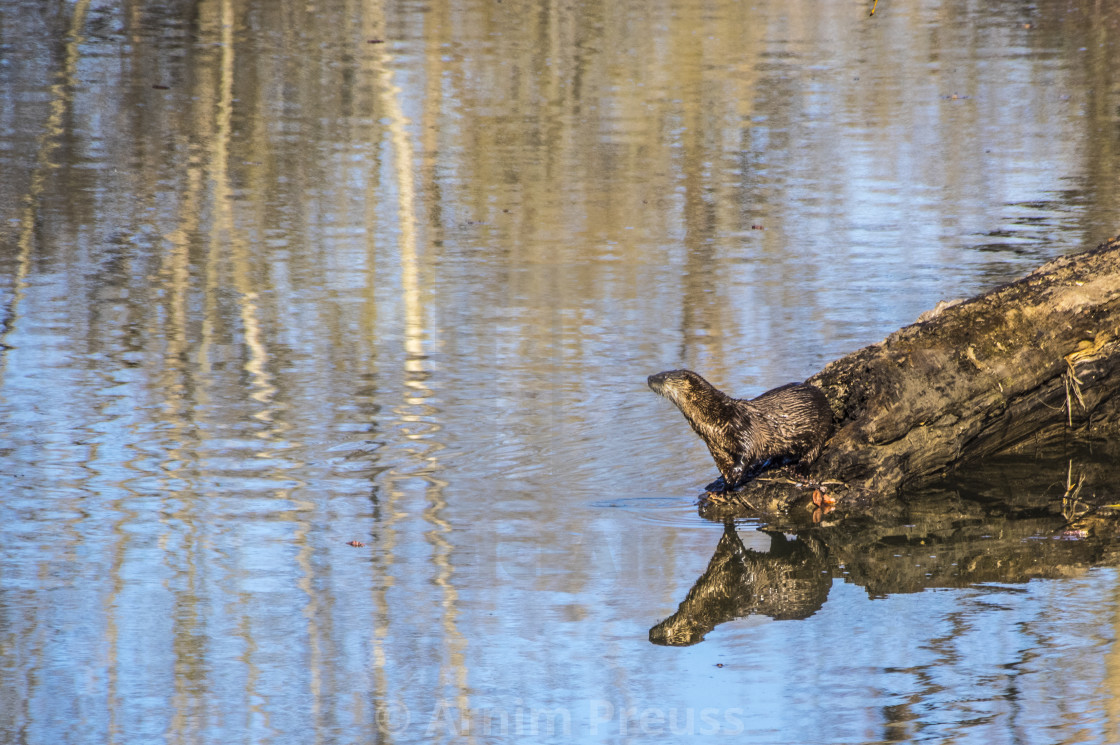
<box><xmin>647</xmin><ymin>371</ymin><xmax>671</xmax><ymax>395</ymax></box>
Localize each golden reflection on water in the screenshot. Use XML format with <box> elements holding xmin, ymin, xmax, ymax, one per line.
<box><xmin>2</xmin><ymin>0</ymin><xmax>90</xmax><ymax>383</ymax></box>
<box><xmin>374</xmin><ymin>0</ymin><xmax>473</xmax><ymax>729</ymax></box>
<box><xmin>2</xmin><ymin>0</ymin><xmax>1120</xmax><ymax>742</ymax></box>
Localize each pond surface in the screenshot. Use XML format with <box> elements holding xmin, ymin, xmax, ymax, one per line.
<box><xmin>3</xmin><ymin>0</ymin><xmax>1120</xmax><ymax>742</ymax></box>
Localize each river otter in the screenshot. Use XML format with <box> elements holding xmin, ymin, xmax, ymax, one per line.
<box><xmin>648</xmin><ymin>369</ymin><xmax>832</xmax><ymax>493</ymax></box>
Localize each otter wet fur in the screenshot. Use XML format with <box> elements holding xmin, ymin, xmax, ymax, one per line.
<box><xmin>648</xmin><ymin>369</ymin><xmax>833</xmax><ymax>493</ymax></box>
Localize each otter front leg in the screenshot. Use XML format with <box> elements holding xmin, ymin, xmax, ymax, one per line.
<box><xmin>707</xmin><ymin>450</ymin><xmax>744</xmax><ymax>493</ymax></box>
<box><xmin>722</xmin><ymin>462</ymin><xmax>746</xmax><ymax>491</ymax></box>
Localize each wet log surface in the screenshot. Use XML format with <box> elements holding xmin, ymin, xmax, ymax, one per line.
<box><xmin>702</xmin><ymin>235</ymin><xmax>1120</xmax><ymax>520</ymax></box>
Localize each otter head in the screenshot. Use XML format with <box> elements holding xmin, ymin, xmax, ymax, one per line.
<box><xmin>647</xmin><ymin>369</ymin><xmax>718</xmax><ymax>407</ymax></box>
<box><xmin>647</xmin><ymin>369</ymin><xmax>733</xmax><ymax>428</ymax></box>
<box><xmin>648</xmin><ymin>368</ymin><xmax>737</xmax><ymax>440</ymax></box>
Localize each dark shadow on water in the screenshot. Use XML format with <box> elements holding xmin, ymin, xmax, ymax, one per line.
<box><xmin>650</xmin><ymin>440</ymin><xmax>1120</xmax><ymax>646</ymax></box>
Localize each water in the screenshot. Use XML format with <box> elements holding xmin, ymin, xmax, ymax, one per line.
<box><xmin>3</xmin><ymin>0</ymin><xmax>1120</xmax><ymax>742</ymax></box>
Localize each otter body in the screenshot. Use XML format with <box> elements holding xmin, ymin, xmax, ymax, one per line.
<box><xmin>648</xmin><ymin>369</ymin><xmax>832</xmax><ymax>492</ymax></box>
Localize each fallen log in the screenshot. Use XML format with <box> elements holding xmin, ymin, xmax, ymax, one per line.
<box><xmin>703</xmin><ymin>234</ymin><xmax>1120</xmax><ymax>519</ymax></box>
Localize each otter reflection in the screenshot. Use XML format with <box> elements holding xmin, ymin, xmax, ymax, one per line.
<box><xmin>650</xmin><ymin>523</ymin><xmax>829</xmax><ymax>646</ymax></box>
<box><xmin>651</xmin><ymin>455</ymin><xmax>1120</xmax><ymax>646</ymax></box>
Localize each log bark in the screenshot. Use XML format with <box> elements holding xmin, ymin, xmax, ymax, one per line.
<box><xmin>705</xmin><ymin>234</ymin><xmax>1120</xmax><ymax>519</ymax></box>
